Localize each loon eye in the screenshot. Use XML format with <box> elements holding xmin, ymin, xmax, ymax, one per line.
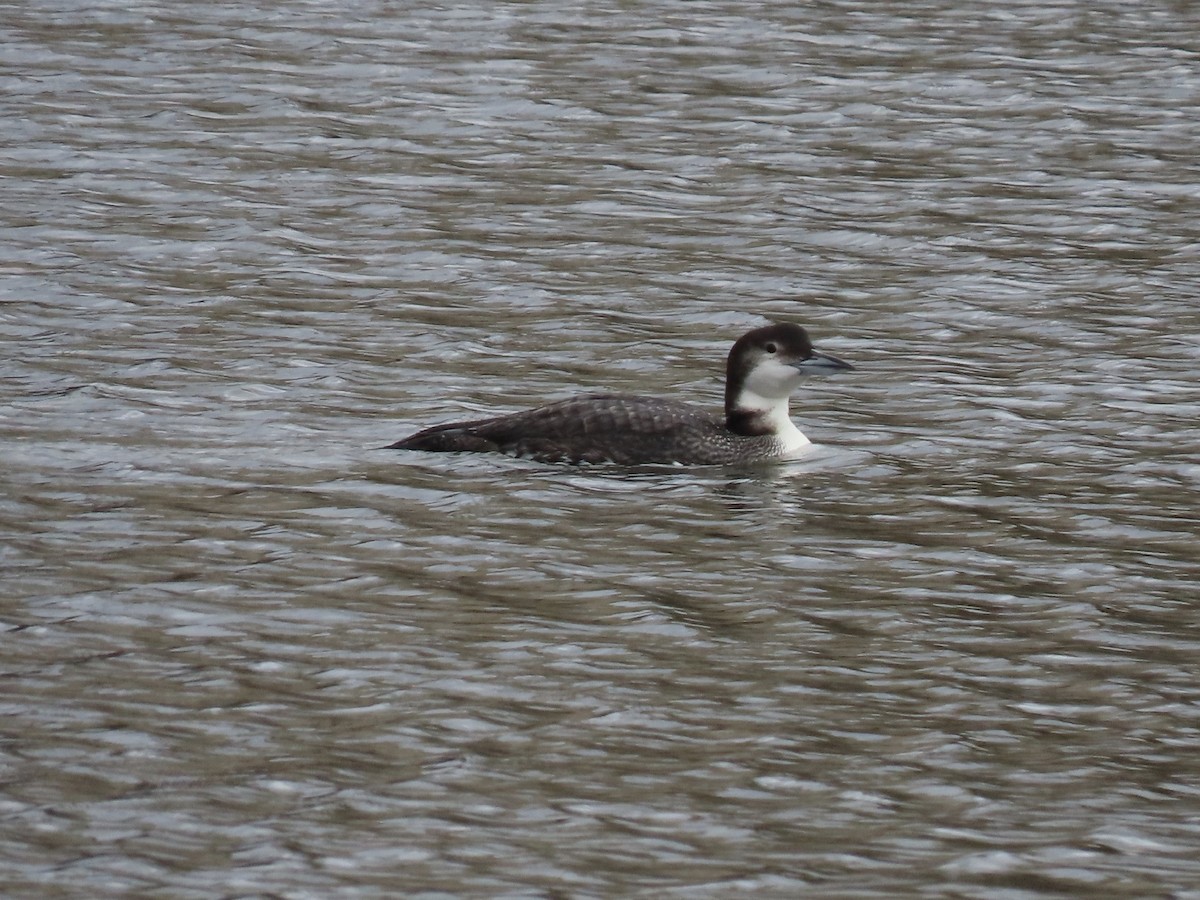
<box><xmin>765</xmin><ymin>343</ymin><xmax>777</xmax><ymax>354</ymax></box>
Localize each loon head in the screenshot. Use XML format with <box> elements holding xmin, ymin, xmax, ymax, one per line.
<box><xmin>724</xmin><ymin>323</ymin><xmax>853</xmax><ymax>444</ymax></box>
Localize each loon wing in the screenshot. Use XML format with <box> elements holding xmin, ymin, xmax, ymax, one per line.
<box><xmin>390</xmin><ymin>394</ymin><xmax>718</xmax><ymax>464</ymax></box>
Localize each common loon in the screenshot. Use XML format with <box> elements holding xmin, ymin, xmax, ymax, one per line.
<box><xmin>389</xmin><ymin>323</ymin><xmax>852</xmax><ymax>466</ymax></box>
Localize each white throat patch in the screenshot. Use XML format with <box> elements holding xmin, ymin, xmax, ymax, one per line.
<box><xmin>731</xmin><ymin>358</ymin><xmax>812</xmax><ymax>452</ymax></box>
<box><xmin>730</xmin><ymin>386</ymin><xmax>810</xmax><ymax>452</ymax></box>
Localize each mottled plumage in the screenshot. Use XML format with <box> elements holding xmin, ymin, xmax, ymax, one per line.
<box><xmin>389</xmin><ymin>323</ymin><xmax>852</xmax><ymax>466</ymax></box>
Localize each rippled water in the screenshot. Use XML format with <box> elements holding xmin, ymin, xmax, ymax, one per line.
<box><xmin>4</xmin><ymin>1</ymin><xmax>1200</xmax><ymax>896</ymax></box>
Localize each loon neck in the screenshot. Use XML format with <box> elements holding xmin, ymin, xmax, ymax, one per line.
<box><xmin>725</xmin><ymin>389</ymin><xmax>809</xmax><ymax>450</ymax></box>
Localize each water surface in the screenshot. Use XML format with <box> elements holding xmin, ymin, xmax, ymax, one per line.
<box><xmin>3</xmin><ymin>1</ymin><xmax>1199</xmax><ymax>896</ymax></box>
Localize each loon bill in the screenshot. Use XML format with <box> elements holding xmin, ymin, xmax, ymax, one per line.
<box><xmin>388</xmin><ymin>323</ymin><xmax>853</xmax><ymax>466</ymax></box>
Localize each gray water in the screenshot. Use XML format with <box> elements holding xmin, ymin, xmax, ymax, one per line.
<box><xmin>4</xmin><ymin>1</ymin><xmax>1200</xmax><ymax>897</ymax></box>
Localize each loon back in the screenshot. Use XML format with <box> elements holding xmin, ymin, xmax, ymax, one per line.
<box><xmin>389</xmin><ymin>394</ymin><xmax>747</xmax><ymax>465</ymax></box>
